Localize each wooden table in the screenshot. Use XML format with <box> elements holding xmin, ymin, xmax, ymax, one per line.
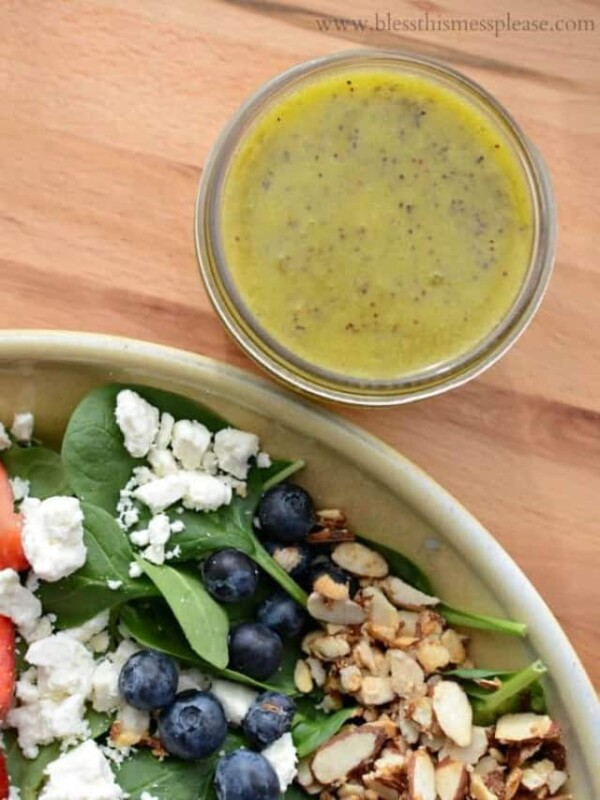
<box><xmin>1</xmin><ymin>1</ymin><xmax>598</xmax><ymax>688</ymax></box>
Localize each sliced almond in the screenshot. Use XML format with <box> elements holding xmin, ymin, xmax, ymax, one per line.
<box><xmin>547</xmin><ymin>769</ymin><xmax>568</xmax><ymax>794</ymax></box>
<box><xmin>495</xmin><ymin>713</ymin><xmax>559</xmax><ymax>743</ymax></box>
<box><xmin>380</xmin><ymin>576</ymin><xmax>439</xmax><ymax>610</ymax></box>
<box><xmin>314</xmin><ymin>572</ymin><xmax>350</xmax><ymax>601</ymax></box>
<box><xmin>338</xmin><ymin>782</ymin><xmax>366</xmax><ymax>798</ymax></box>
<box><xmin>307</xmin><ymin>592</ymin><xmax>366</xmax><ymax>626</ymax></box>
<box><xmin>469</xmin><ymin>773</ymin><xmax>499</xmax><ymax>800</ymax></box>
<box><xmin>311</xmin><ymin>724</ymin><xmax>387</xmax><ymax>785</ymax></box>
<box><xmin>389</xmin><ymin>649</ymin><xmax>426</xmax><ymax>698</ymax></box>
<box><xmin>397</xmin><ymin>610</ymin><xmax>420</xmax><ymax>636</ymax></box>
<box><xmin>357</xmin><ymin>675</ymin><xmax>396</xmax><ymax>706</ymax></box>
<box><xmin>408</xmin><ymin>696</ymin><xmax>434</xmax><ymax>731</ymax></box>
<box><xmin>362</xmin><ymin>774</ymin><xmax>400</xmax><ymax>800</ymax></box>
<box><xmin>332</xmin><ymin>542</ymin><xmax>389</xmax><ymax>578</ymax></box>
<box><xmin>340</xmin><ymin>664</ymin><xmax>363</xmax><ymax>694</ymax></box>
<box><xmin>435</xmin><ymin>758</ymin><xmax>468</xmax><ymax>800</ymax></box>
<box><xmin>440</xmin><ymin>629</ymin><xmax>467</xmax><ymax>664</ymax></box>
<box><xmin>439</xmin><ymin>726</ymin><xmax>489</xmax><ymax>765</ymax></box>
<box><xmin>417</xmin><ymin>610</ymin><xmax>444</xmax><ymax>637</ymax></box>
<box><xmin>407</xmin><ymin>748</ymin><xmax>436</xmax><ymax>800</ymax></box>
<box><xmin>311</xmin><ymin>635</ymin><xmax>351</xmax><ymax>661</ymax></box>
<box><xmin>416</xmin><ymin>640</ymin><xmax>451</xmax><ymax>674</ymax></box>
<box><xmin>432</xmin><ymin>681</ymin><xmax>473</xmax><ymax>747</ymax></box>
<box><xmin>521</xmin><ymin>758</ymin><xmax>555</xmax><ymax>791</ymax></box>
<box><xmin>504</xmin><ymin>767</ymin><xmax>523</xmax><ymax>800</ymax></box>
<box><xmin>354</xmin><ymin>639</ymin><xmax>379</xmax><ymax>673</ymax></box>
<box><xmin>306</xmin><ymin>656</ymin><xmax>327</xmax><ymax>687</ymax></box>
<box><xmin>294</xmin><ymin>659</ymin><xmax>314</xmax><ymax>693</ymax></box>
<box><xmin>297</xmin><ymin>757</ymin><xmax>324</xmax><ymax>795</ymax></box>
<box><xmin>364</xmin><ymin>587</ymin><xmax>400</xmax><ymax>628</ymax></box>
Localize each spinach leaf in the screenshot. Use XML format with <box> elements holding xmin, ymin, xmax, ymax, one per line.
<box><xmin>5</xmin><ymin>709</ymin><xmax>112</xmax><ymax>799</ymax></box>
<box><xmin>140</xmin><ymin>560</ymin><xmax>229</xmax><ymax>670</ymax></box>
<box><xmin>439</xmin><ymin>604</ymin><xmax>528</xmax><ymax>637</ymax></box>
<box><xmin>1</xmin><ymin>445</ymin><xmax>70</xmax><ymax>499</ymax></box>
<box><xmin>292</xmin><ymin>700</ymin><xmax>359</xmax><ymax>759</ymax></box>
<box><xmin>471</xmin><ymin>660</ymin><xmax>548</xmax><ymax>725</ymax></box>
<box><xmin>113</xmin><ymin>747</ymin><xmax>209</xmax><ymax>800</ymax></box>
<box><xmin>357</xmin><ymin>536</ymin><xmax>433</xmax><ymax>594</ymax></box>
<box><xmin>360</xmin><ymin>537</ymin><xmax>527</xmax><ymax>637</ymax></box>
<box><xmin>38</xmin><ymin>503</ymin><xmax>158</xmax><ymax>627</ymax></box>
<box><xmin>120</xmin><ymin>599</ymin><xmax>298</xmax><ymax>694</ymax></box>
<box><xmin>62</xmin><ymin>384</ymin><xmax>229</xmax><ymax>513</ymax></box>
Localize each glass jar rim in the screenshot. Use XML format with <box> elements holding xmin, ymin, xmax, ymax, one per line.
<box><xmin>195</xmin><ymin>49</ymin><xmax>556</xmax><ymax>406</ymax></box>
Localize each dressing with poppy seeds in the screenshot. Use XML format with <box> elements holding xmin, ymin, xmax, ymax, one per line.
<box><xmin>220</xmin><ymin>68</ymin><xmax>534</xmax><ymax>380</ymax></box>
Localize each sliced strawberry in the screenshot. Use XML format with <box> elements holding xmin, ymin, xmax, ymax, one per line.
<box><xmin>0</xmin><ymin>463</ymin><xmax>28</xmax><ymax>572</ymax></box>
<box><xmin>0</xmin><ymin>751</ymin><xmax>8</xmax><ymax>800</ymax></box>
<box><xmin>0</xmin><ymin>616</ymin><xmax>15</xmax><ymax>721</ymax></box>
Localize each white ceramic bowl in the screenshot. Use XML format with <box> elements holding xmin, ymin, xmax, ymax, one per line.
<box><xmin>1</xmin><ymin>330</ymin><xmax>598</xmax><ymax>794</ymax></box>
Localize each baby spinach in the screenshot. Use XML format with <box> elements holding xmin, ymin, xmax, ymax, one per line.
<box><xmin>471</xmin><ymin>660</ymin><xmax>548</xmax><ymax>725</ymax></box>
<box><xmin>114</xmin><ymin>747</ymin><xmax>212</xmax><ymax>800</ymax></box>
<box><xmin>139</xmin><ymin>560</ymin><xmax>229</xmax><ymax>670</ymax></box>
<box><xmin>1</xmin><ymin>445</ymin><xmax>70</xmax><ymax>499</ymax></box>
<box><xmin>362</xmin><ymin>538</ymin><xmax>527</xmax><ymax>637</ymax></box>
<box><xmin>439</xmin><ymin>604</ymin><xmax>528</xmax><ymax>637</ymax></box>
<box><xmin>62</xmin><ymin>383</ymin><xmax>228</xmax><ymax>514</ymax></box>
<box><xmin>39</xmin><ymin>503</ymin><xmax>158</xmax><ymax>627</ymax></box>
<box><xmin>292</xmin><ymin>700</ymin><xmax>359</xmax><ymax>758</ymax></box>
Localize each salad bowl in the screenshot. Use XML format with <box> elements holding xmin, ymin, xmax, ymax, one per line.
<box><xmin>0</xmin><ymin>330</ymin><xmax>598</xmax><ymax>796</ymax></box>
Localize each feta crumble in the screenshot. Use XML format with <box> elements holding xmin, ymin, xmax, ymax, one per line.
<box><xmin>21</xmin><ymin>496</ymin><xmax>86</xmax><ymax>582</ymax></box>
<box><xmin>182</xmin><ymin>472</ymin><xmax>232</xmax><ymax>512</ymax></box>
<box><xmin>210</xmin><ymin>679</ymin><xmax>257</xmax><ymax>726</ymax></box>
<box><xmin>11</xmin><ymin>412</ymin><xmax>34</xmax><ymax>443</ymax></box>
<box><xmin>0</xmin><ymin>421</ymin><xmax>11</xmax><ymax>450</ymax></box>
<box><xmin>39</xmin><ymin>740</ymin><xmax>124</xmax><ymax>800</ymax></box>
<box><xmin>9</xmin><ymin>476</ymin><xmax>30</xmax><ymax>502</ymax></box>
<box><xmin>213</xmin><ymin>428</ymin><xmax>260</xmax><ymax>479</ymax></box>
<box><xmin>115</xmin><ymin>390</ymin><xmax>159</xmax><ymax>458</ymax></box>
<box><xmin>171</xmin><ymin>419</ymin><xmax>211</xmax><ymax>470</ymax></box>
<box><xmin>257</xmin><ymin>451</ymin><xmax>272</xmax><ymax>469</ymax></box>
<box><xmin>0</xmin><ymin>568</ymin><xmax>43</xmax><ymax>642</ymax></box>
<box><xmin>107</xmin><ymin>579</ymin><xmax>123</xmax><ymax>591</ymax></box>
<box><xmin>262</xmin><ymin>732</ymin><xmax>298</xmax><ymax>792</ymax></box>
<box><xmin>133</xmin><ymin>474</ymin><xmax>187</xmax><ymax>514</ymax></box>
<box><xmin>128</xmin><ymin>561</ymin><xmax>143</xmax><ymax>578</ymax></box>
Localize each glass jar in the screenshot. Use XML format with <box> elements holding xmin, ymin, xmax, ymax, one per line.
<box><xmin>195</xmin><ymin>50</ymin><xmax>556</xmax><ymax>406</ymax></box>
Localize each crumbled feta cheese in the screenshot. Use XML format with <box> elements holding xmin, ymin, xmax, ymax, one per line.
<box><xmin>182</xmin><ymin>473</ymin><xmax>232</xmax><ymax>512</ymax></box>
<box><xmin>213</xmin><ymin>428</ymin><xmax>260</xmax><ymax>479</ymax></box>
<box><xmin>9</xmin><ymin>786</ymin><xmax>21</xmax><ymax>800</ymax></box>
<box><xmin>257</xmin><ymin>451</ymin><xmax>272</xmax><ymax>469</ymax></box>
<box><xmin>170</xmin><ymin>519</ymin><xmax>185</xmax><ymax>534</ymax></box>
<box><xmin>21</xmin><ymin>497</ymin><xmax>86</xmax><ymax>582</ymax></box>
<box><xmin>171</xmin><ymin>419</ymin><xmax>212</xmax><ymax>470</ymax></box>
<box><xmin>115</xmin><ymin>390</ymin><xmax>159</xmax><ymax>458</ymax></box>
<box><xmin>39</xmin><ymin>740</ymin><xmax>124</xmax><ymax>800</ymax></box>
<box><xmin>210</xmin><ymin>679</ymin><xmax>257</xmax><ymax>726</ymax></box>
<box><xmin>89</xmin><ymin>631</ymin><xmax>110</xmax><ymax>653</ymax></box>
<box><xmin>132</xmin><ymin>465</ymin><xmax>155</xmax><ymax>485</ymax></box>
<box><xmin>27</xmin><ymin>633</ymin><xmax>95</xmax><ymax>697</ymax></box>
<box><xmin>24</xmin><ymin>616</ymin><xmax>54</xmax><ymax>643</ymax></box>
<box><xmin>0</xmin><ymin>422</ymin><xmax>11</xmax><ymax>451</ymax></box>
<box><xmin>156</xmin><ymin>411</ymin><xmax>175</xmax><ymax>450</ymax></box>
<box><xmin>177</xmin><ymin>668</ymin><xmax>210</xmax><ymax>693</ymax></box>
<box><xmin>8</xmin><ymin>632</ymin><xmax>95</xmax><ymax>758</ymax></box>
<box><xmin>0</xmin><ymin>569</ymin><xmax>43</xmax><ymax>640</ymax></box>
<box><xmin>165</xmin><ymin>545</ymin><xmax>181</xmax><ymax>561</ymax></box>
<box><xmin>91</xmin><ymin>639</ymin><xmax>140</xmax><ymax>714</ymax></box>
<box><xmin>134</xmin><ymin>474</ymin><xmax>186</xmax><ymax>514</ymax></box>
<box><xmin>116</xmin><ymin>490</ymin><xmax>140</xmax><ymax>532</ymax></box>
<box><xmin>201</xmin><ymin>450</ymin><xmax>219</xmax><ymax>475</ymax></box>
<box><xmin>147</xmin><ymin>447</ymin><xmax>178</xmax><ymax>477</ymax></box>
<box><xmin>128</xmin><ymin>561</ymin><xmax>143</xmax><ymax>579</ymax></box>
<box><xmin>134</xmin><ymin>513</ymin><xmax>172</xmax><ymax>565</ymax></box>
<box><xmin>11</xmin><ymin>412</ymin><xmax>34</xmax><ymax>443</ymax></box>
<box><xmin>63</xmin><ymin>610</ymin><xmax>109</xmax><ymax>644</ymax></box>
<box><xmin>262</xmin><ymin>732</ymin><xmax>298</xmax><ymax>792</ymax></box>
<box><xmin>107</xmin><ymin>579</ymin><xmax>123</xmax><ymax>591</ymax></box>
<box><xmin>9</xmin><ymin>476</ymin><xmax>30</xmax><ymax>502</ymax></box>
<box><xmin>140</xmin><ymin>793</ymin><xmax>158</xmax><ymax>800</ymax></box>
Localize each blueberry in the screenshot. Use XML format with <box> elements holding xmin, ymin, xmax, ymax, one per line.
<box><xmin>242</xmin><ymin>691</ymin><xmax>296</xmax><ymax>748</ymax></box>
<box><xmin>215</xmin><ymin>750</ymin><xmax>279</xmax><ymax>800</ymax></box>
<box><xmin>257</xmin><ymin>592</ymin><xmax>306</xmax><ymax>639</ymax></box>
<box><xmin>202</xmin><ymin>549</ymin><xmax>260</xmax><ymax>603</ymax></box>
<box><xmin>263</xmin><ymin>541</ymin><xmax>311</xmax><ymax>583</ymax></box>
<box><xmin>256</xmin><ymin>483</ymin><xmax>316</xmax><ymax>544</ymax></box>
<box><xmin>310</xmin><ymin>555</ymin><xmax>360</xmax><ymax>597</ymax></box>
<box><xmin>158</xmin><ymin>690</ymin><xmax>227</xmax><ymax>760</ymax></box>
<box><xmin>228</xmin><ymin>623</ymin><xmax>282</xmax><ymax>681</ymax></box>
<box><xmin>118</xmin><ymin>649</ymin><xmax>178</xmax><ymax>711</ymax></box>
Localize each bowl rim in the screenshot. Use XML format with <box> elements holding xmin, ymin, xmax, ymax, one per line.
<box><xmin>1</xmin><ymin>329</ymin><xmax>598</xmax><ymax>789</ymax></box>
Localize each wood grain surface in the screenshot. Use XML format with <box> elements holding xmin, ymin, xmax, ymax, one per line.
<box><xmin>1</xmin><ymin>1</ymin><xmax>598</xmax><ymax>687</ymax></box>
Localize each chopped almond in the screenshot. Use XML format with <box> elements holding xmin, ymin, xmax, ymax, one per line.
<box><xmin>469</xmin><ymin>773</ymin><xmax>500</xmax><ymax>800</ymax></box>
<box><xmin>333</xmin><ymin>542</ymin><xmax>389</xmax><ymax>578</ymax></box>
<box><xmin>439</xmin><ymin>726</ymin><xmax>489</xmax><ymax>765</ymax></box>
<box><xmin>307</xmin><ymin>592</ymin><xmax>366</xmax><ymax>626</ymax></box>
<box><xmin>435</xmin><ymin>758</ymin><xmax>468</xmax><ymax>800</ymax></box>
<box><xmin>416</xmin><ymin>640</ymin><xmax>451</xmax><ymax>673</ymax></box>
<box><xmin>380</xmin><ymin>576</ymin><xmax>439</xmax><ymax>610</ymax></box>
<box><xmin>340</xmin><ymin>664</ymin><xmax>363</xmax><ymax>694</ymax></box>
<box><xmin>311</xmin><ymin>635</ymin><xmax>351</xmax><ymax>661</ymax></box>
<box><xmin>364</xmin><ymin>587</ymin><xmax>400</xmax><ymax>628</ymax></box>
<box><xmin>495</xmin><ymin>713</ymin><xmax>559</xmax><ymax>743</ymax></box>
<box><xmin>357</xmin><ymin>676</ymin><xmax>396</xmax><ymax>706</ymax></box>
<box><xmin>407</xmin><ymin>748</ymin><xmax>436</xmax><ymax>800</ymax></box>
<box><xmin>294</xmin><ymin>659</ymin><xmax>314</xmax><ymax>693</ymax></box>
<box><xmin>432</xmin><ymin>681</ymin><xmax>473</xmax><ymax>747</ymax></box>
<box><xmin>389</xmin><ymin>649</ymin><xmax>426</xmax><ymax>698</ymax></box>
<box><xmin>314</xmin><ymin>572</ymin><xmax>350</xmax><ymax>601</ymax></box>
<box><xmin>311</xmin><ymin>724</ymin><xmax>388</xmax><ymax>785</ymax></box>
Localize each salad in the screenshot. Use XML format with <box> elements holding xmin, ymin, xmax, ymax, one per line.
<box><xmin>0</xmin><ymin>384</ymin><xmax>570</xmax><ymax>800</ymax></box>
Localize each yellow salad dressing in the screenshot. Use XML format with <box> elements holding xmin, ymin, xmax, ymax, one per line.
<box><xmin>220</xmin><ymin>69</ymin><xmax>534</xmax><ymax>380</ymax></box>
